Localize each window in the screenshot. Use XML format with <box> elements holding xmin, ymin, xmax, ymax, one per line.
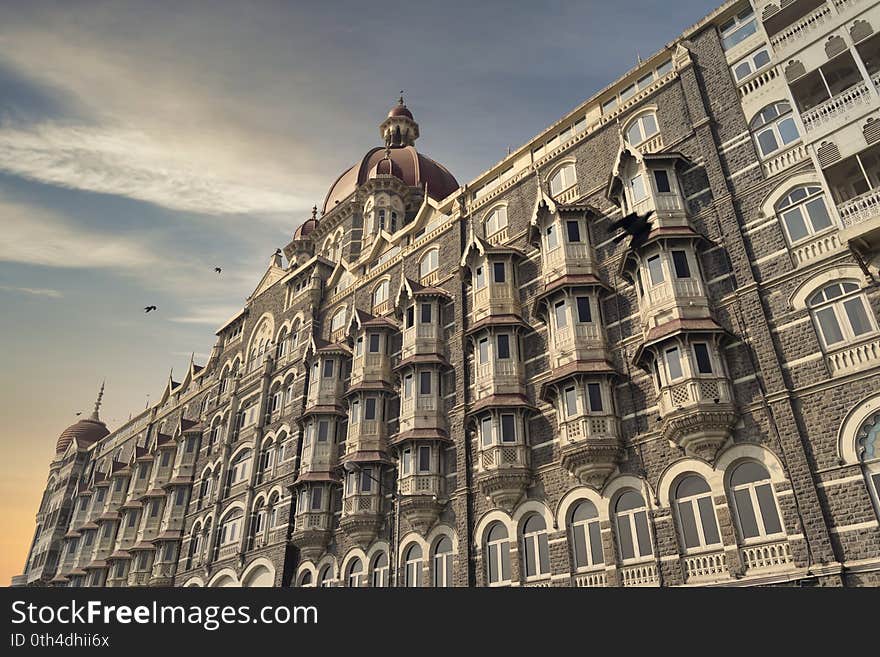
<box><xmin>546</xmin><ymin>224</ymin><xmax>559</xmax><ymax>250</ymax></box>
<box><xmin>492</xmin><ymin>262</ymin><xmax>506</xmax><ymax>283</ymax></box>
<box><xmin>420</xmin><ymin>249</ymin><xmax>439</xmax><ymax>278</ymax></box>
<box><xmin>751</xmin><ymin>102</ymin><xmax>799</xmax><ymax>158</ymax></box>
<box><xmin>401</xmin><ymin>447</ymin><xmax>412</xmax><ymax>475</ymax></box>
<box><xmin>720</xmin><ymin>7</ymin><xmax>756</xmax><ymax>50</ymax></box>
<box><xmin>630</xmin><ymin>174</ymin><xmax>647</xmax><ymax>203</ymax></box>
<box><xmin>732</xmin><ymin>46</ymin><xmax>771</xmax><ymax>82</ymax></box>
<box><xmin>478</xmin><ymin>338</ymin><xmax>490</xmax><ymax>364</ymax></box>
<box><xmin>497</xmin><ymin>334</ymin><xmax>511</xmax><ymax>360</ymax></box>
<box><xmin>368</xmin><ymin>333</ymin><xmax>380</xmax><ymax>353</ymax></box>
<box><xmin>330</xmin><ymin>308</ymin><xmax>346</xmax><ymax>333</ymax></box>
<box><xmin>653</xmin><ymin>169</ymin><xmax>671</xmax><ymax>194</ymax></box>
<box><xmin>364</xmin><ymin>397</ymin><xmax>377</xmax><ymax>421</ymax></box>
<box><xmin>318</xmin><ymin>566</ymin><xmax>333</xmax><ymax>588</ymax></box>
<box><xmin>566</xmin><ymin>220</ymin><xmax>582</xmax><ymax>243</ymax></box>
<box><xmin>671</xmin><ymin>250</ymin><xmax>691</xmax><ymax>278</ymax></box>
<box><xmin>485</xmin><ymin>523</ymin><xmax>511</xmax><ymax>585</ymax></box>
<box><xmin>220</xmin><ymin>511</ymin><xmax>242</xmax><ymax>546</ymax></box>
<box><xmin>298</xmin><ymin>571</ymin><xmax>313</xmax><ymax>588</ymax></box>
<box><xmin>419</xmin><ymin>371</ymin><xmax>432</xmax><ymax>395</ymax></box>
<box><xmin>486</xmin><ymin>207</ymin><xmax>508</xmax><ymax>236</ymax></box>
<box><xmin>647</xmin><ymin>255</ymin><xmax>664</xmax><ymax>285</ymax></box>
<box><xmin>777</xmin><ymin>185</ymin><xmax>834</xmax><ymax>245</ymax></box>
<box><xmin>729</xmin><ymin>462</ymin><xmax>783</xmax><ymax>540</ymax></box>
<box><xmin>404</xmin><ymin>544</ymin><xmax>422</xmax><ymax>587</ymax></box>
<box><xmin>626</xmin><ymin>113</ymin><xmax>659</xmax><ymax>145</ymax></box>
<box><xmin>576</xmin><ymin>296</ymin><xmax>592</xmax><ymax>323</ymax></box>
<box><xmin>360</xmin><ymin>468</ymin><xmax>373</xmax><ymax>493</ymax></box>
<box><xmin>809</xmin><ymin>281</ymin><xmax>875</xmax><ymax>348</ymax></box>
<box><xmin>674</xmin><ymin>476</ymin><xmax>721</xmax><ymax>550</ymax></box>
<box><xmin>554</xmin><ymin>300</ymin><xmax>568</xmax><ymax>329</ymax></box>
<box><xmin>693</xmin><ymin>343</ymin><xmax>714</xmax><ymax>375</ymax></box>
<box><xmin>310</xmin><ymin>487</ymin><xmax>323</xmax><ymax>510</ymax></box>
<box><xmin>373</xmin><ymin>280</ymin><xmax>390</xmax><ymax>306</ymax></box>
<box><xmin>418</xmin><ymin>445</ymin><xmax>431</xmax><ymax>472</ymax></box>
<box><xmin>665</xmin><ymin>347</ymin><xmax>684</xmax><ymax>381</ymax></box>
<box><xmin>564</xmin><ymin>386</ymin><xmax>578</xmax><ymax>417</ymax></box>
<box><xmin>571</xmin><ymin>500</ymin><xmax>604</xmax><ymax>570</ymax></box>
<box><xmin>521</xmin><ymin>515</ymin><xmax>550</xmax><ymax>579</ymax></box>
<box><xmin>350</xmin><ymin>399</ymin><xmax>360</xmax><ymax>424</ymax></box>
<box><xmin>371</xmin><ymin>552</ymin><xmax>389</xmax><ymax>587</ymax></box>
<box><xmin>403</xmin><ymin>375</ymin><xmax>413</xmax><ymax>400</ymax></box>
<box><xmin>432</xmin><ymin>537</ymin><xmax>453</xmax><ymax>587</ymax></box>
<box><xmin>587</xmin><ymin>383</ymin><xmax>603</xmax><ymax>413</ymax></box>
<box><xmin>346</xmin><ymin>558</ymin><xmax>363</xmax><ymax>587</ymax></box>
<box><xmin>475</xmin><ymin>265</ymin><xmax>486</xmax><ymax>289</ymax></box>
<box><xmin>420</xmin><ymin>303</ymin><xmax>432</xmax><ymax>324</ymax></box>
<box><xmin>549</xmin><ymin>163</ymin><xmax>577</xmax><ymax>195</ymax></box>
<box><xmin>322</xmin><ymin>359</ymin><xmax>334</xmax><ymax>378</ymax></box>
<box><xmin>500</xmin><ymin>414</ymin><xmax>517</xmax><ymax>443</ymax></box>
<box><xmin>481</xmin><ymin>416</ymin><xmax>493</xmax><ymax>447</ymax></box>
<box><xmin>614</xmin><ymin>490</ymin><xmax>653</xmax><ymax>561</ymax></box>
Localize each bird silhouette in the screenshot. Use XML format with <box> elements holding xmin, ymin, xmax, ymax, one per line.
<box><xmin>608</xmin><ymin>210</ymin><xmax>654</xmax><ymax>250</ymax></box>
<box><xmin>214</xmin><ymin>267</ymin><xmax>222</xmax><ymax>274</ymax></box>
<box><xmin>75</xmin><ymin>411</ymin><xmax>82</xmax><ymax>416</ymax></box>
<box><xmin>144</xmin><ymin>305</ymin><xmax>157</xmax><ymax>313</ymax></box>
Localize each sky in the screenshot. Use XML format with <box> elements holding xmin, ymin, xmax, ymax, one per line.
<box><xmin>0</xmin><ymin>0</ymin><xmax>722</xmax><ymax>584</ymax></box>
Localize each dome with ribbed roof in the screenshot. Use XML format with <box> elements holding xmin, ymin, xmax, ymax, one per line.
<box><xmin>56</xmin><ymin>383</ymin><xmax>109</xmax><ymax>453</ymax></box>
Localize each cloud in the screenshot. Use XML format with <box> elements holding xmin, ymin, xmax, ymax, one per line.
<box><xmin>0</xmin><ymin>284</ymin><xmax>62</xmax><ymax>298</ymax></box>
<box><xmin>168</xmin><ymin>305</ymin><xmax>243</xmax><ymax>326</ymax></box>
<box><xmin>0</xmin><ymin>123</ymin><xmax>309</xmax><ymax>215</ymax></box>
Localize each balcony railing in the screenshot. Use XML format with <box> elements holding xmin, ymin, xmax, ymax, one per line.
<box><xmin>543</xmin><ymin>242</ymin><xmax>594</xmax><ymax>271</ymax></box>
<box><xmin>342</xmin><ymin>493</ymin><xmax>380</xmax><ymax>516</ymax></box>
<box><xmin>659</xmin><ymin>376</ymin><xmax>732</xmax><ymax>415</ymax></box>
<box><xmin>372</xmin><ymin>299</ymin><xmax>393</xmax><ymax>316</ymax></box>
<box><xmin>398</xmin><ymin>473</ymin><xmax>442</xmax><ymax>496</ymax></box>
<box><xmin>769</xmin><ymin>3</ymin><xmax>833</xmax><ymax>55</ymax></box>
<box><xmin>620</xmin><ymin>561</ymin><xmax>660</xmax><ymax>587</ymax></box>
<box><xmin>826</xmin><ymin>336</ymin><xmax>880</xmax><ymax>376</ymax></box>
<box><xmin>837</xmin><ymin>186</ymin><xmax>880</xmax><ymax>230</ymax></box>
<box><xmin>800</xmin><ymin>81</ymin><xmax>872</xmax><ymax>134</ymax></box>
<box><xmin>572</xmin><ymin>567</ymin><xmax>607</xmax><ymax>588</ymax></box>
<box><xmin>560</xmin><ymin>414</ymin><xmax>618</xmax><ymax>442</ymax></box>
<box><xmin>741</xmin><ymin>539</ymin><xmax>793</xmax><ymax>572</ymax></box>
<box><xmin>479</xmin><ymin>444</ymin><xmax>529</xmax><ymax>471</ymax></box>
<box><xmin>553</xmin><ymin>322</ymin><xmax>602</xmax><ymax>354</ymax></box>
<box><xmin>293</xmin><ymin>511</ymin><xmax>330</xmax><ymax>532</ymax></box>
<box><xmin>682</xmin><ymin>549</ymin><xmax>728</xmax><ymax>583</ymax></box>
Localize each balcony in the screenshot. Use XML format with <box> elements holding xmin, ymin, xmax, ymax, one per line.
<box><xmin>475</xmin><ymin>444</ymin><xmax>530</xmax><ymax>511</ymax></box>
<box><xmin>572</xmin><ymin>566</ymin><xmax>607</xmax><ymax>588</ymax></box>
<box><xmin>474</xmin><ymin>359</ymin><xmax>523</xmax><ymax>400</ymax></box>
<box><xmin>351</xmin><ymin>352</ymin><xmax>392</xmax><ymax>386</ymax></box>
<box><xmin>800</xmin><ymin>81</ymin><xmax>872</xmax><ymax>136</ymax></box>
<box><xmin>619</xmin><ymin>561</ymin><xmax>660</xmax><ymax>587</ymax></box>
<box><xmin>682</xmin><ymin>549</ymin><xmax>729</xmax><ymax>584</ymax></box>
<box><xmin>339</xmin><ymin>492</ymin><xmax>383</xmax><ymax>547</ymax></box>
<box><xmin>290</xmin><ymin>511</ymin><xmax>333</xmax><ymax>560</ymax></box>
<box><xmin>300</xmin><ymin>441</ymin><xmax>338</xmax><ymax>474</ymax></box>
<box><xmin>767</xmin><ymin>2</ymin><xmax>833</xmax><ymax>59</ymax></box>
<box><xmin>640</xmin><ymin>278</ymin><xmax>710</xmax><ymax>331</ymax></box>
<box><xmin>344</xmin><ymin>419</ymin><xmax>387</xmax><ymax>456</ymax></box>
<box><xmin>740</xmin><ymin>539</ymin><xmax>794</xmax><ymax>574</ymax></box>
<box><xmin>401</xmin><ymin>323</ymin><xmax>444</xmax><ymax>360</ymax></box>
<box><xmin>658</xmin><ymin>376</ymin><xmax>737</xmax><ymax>461</ymax></box>
<box><xmin>825</xmin><ymin>335</ymin><xmax>880</xmax><ymax>376</ymax></box>
<box><xmin>472</xmin><ymin>283</ymin><xmax>520</xmax><ymax>322</ymax></box>
<box><xmin>558</xmin><ymin>415</ymin><xmax>623</xmax><ymax>487</ymax></box>
<box><xmin>541</xmin><ymin>242</ymin><xmax>596</xmax><ymax>282</ymax></box>
<box><xmin>550</xmin><ymin>322</ymin><xmax>605</xmax><ymax>369</ymax></box>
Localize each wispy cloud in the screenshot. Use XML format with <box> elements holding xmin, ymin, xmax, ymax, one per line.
<box><xmin>168</xmin><ymin>305</ymin><xmax>243</xmax><ymax>326</ymax></box>
<box><xmin>0</xmin><ymin>123</ymin><xmax>308</xmax><ymax>215</ymax></box>
<box><xmin>0</xmin><ymin>284</ymin><xmax>62</xmax><ymax>298</ymax></box>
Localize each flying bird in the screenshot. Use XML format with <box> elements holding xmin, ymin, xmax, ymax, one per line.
<box><xmin>214</xmin><ymin>267</ymin><xmax>222</xmax><ymax>274</ymax></box>
<box><xmin>75</xmin><ymin>411</ymin><xmax>82</xmax><ymax>416</ymax></box>
<box><xmin>609</xmin><ymin>210</ymin><xmax>654</xmax><ymax>250</ymax></box>
<box><xmin>144</xmin><ymin>305</ymin><xmax>157</xmax><ymax>313</ymax></box>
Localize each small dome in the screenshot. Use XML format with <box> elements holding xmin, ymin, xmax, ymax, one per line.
<box><xmin>369</xmin><ymin>154</ymin><xmax>404</xmax><ymax>180</ymax></box>
<box><xmin>388</xmin><ymin>103</ymin><xmax>413</xmax><ymax>119</ymax></box>
<box><xmin>56</xmin><ymin>418</ymin><xmax>109</xmax><ymax>454</ymax></box>
<box><xmin>293</xmin><ymin>218</ymin><xmax>318</xmax><ymax>240</ymax></box>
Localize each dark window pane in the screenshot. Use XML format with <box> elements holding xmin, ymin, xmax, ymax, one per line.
<box><xmin>573</xmin><ymin>527</ymin><xmax>588</xmax><ymax>568</ymax></box>
<box><xmin>323</xmin><ymin>359</ymin><xmax>334</xmax><ymax>378</ymax></box>
<box><xmin>497</xmin><ymin>334</ymin><xmax>511</xmax><ymax>359</ymax></box>
<box><xmin>420</xmin><ymin>371</ymin><xmax>431</xmax><ymax>395</ymax></box>
<box><xmin>783</xmin><ymin>207</ymin><xmax>809</xmax><ymax>242</ymax></box>
<box><xmin>566</xmin><ymin>221</ymin><xmax>581</xmax><ymax>243</ymax></box>
<box><xmin>654</xmin><ymin>169</ymin><xmax>671</xmax><ymax>193</ymax></box>
<box><xmin>756</xmin><ymin>483</ymin><xmax>782</xmax><ymax>535</ymax></box>
<box><xmin>844</xmin><ymin>298</ymin><xmax>872</xmax><ymax>336</ymax></box>
<box><xmin>365</xmin><ymin>398</ymin><xmax>377</xmax><ymax>420</ymax></box>
<box><xmin>589</xmin><ymin>521</ymin><xmax>604</xmax><ymax>565</ymax></box>
<box><xmin>420</xmin><ymin>303</ymin><xmax>432</xmax><ymax>324</ymax></box>
<box><xmin>501</xmin><ymin>543</ymin><xmax>510</xmax><ymax>581</ymax></box>
<box><xmin>734</xmin><ymin>488</ymin><xmax>760</xmax><ymax>539</ymax></box>
<box><xmin>368</xmin><ymin>333</ymin><xmax>380</xmax><ymax>353</ymax></box>
<box><xmin>671</xmin><ymin>250</ymin><xmax>691</xmax><ymax>278</ymax></box>
<box><xmin>816</xmin><ymin>308</ymin><xmax>844</xmax><ymax>345</ymax></box>
<box><xmin>406</xmin><ymin>306</ymin><xmax>414</xmax><ymax>328</ymax></box>
<box><xmin>694</xmin><ymin>343</ymin><xmax>713</xmax><ymax>374</ymax></box>
<box><xmin>418</xmin><ymin>446</ymin><xmax>431</xmax><ymax>472</ymax></box>
<box><xmin>500</xmin><ymin>415</ymin><xmax>516</xmax><ymax>442</ymax></box>
<box><xmin>493</xmin><ymin>262</ymin><xmax>506</xmax><ymax>283</ymax></box>
<box><xmin>488</xmin><ymin>549</ymin><xmax>498</xmax><ymax>582</ymax></box>
<box><xmin>538</xmin><ymin>534</ymin><xmax>550</xmax><ymax>574</ymax></box>
<box><xmin>576</xmin><ymin>296</ymin><xmax>592</xmax><ymax>323</ymax></box>
<box><xmin>587</xmin><ymin>383</ymin><xmax>603</xmax><ymax>412</ymax></box>
<box><xmin>697</xmin><ymin>497</ymin><xmax>720</xmax><ymax>544</ymax></box>
<box><xmin>677</xmin><ymin>501</ymin><xmax>700</xmax><ymax>548</ymax></box>
<box><xmin>617</xmin><ymin>516</ymin><xmax>635</xmax><ymax>560</ymax></box>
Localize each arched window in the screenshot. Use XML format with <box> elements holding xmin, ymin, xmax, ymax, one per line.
<box><xmin>776</xmin><ymin>185</ymin><xmax>833</xmax><ymax>244</ymax></box>
<box><xmin>485</xmin><ymin>522</ymin><xmax>511</xmax><ymax>586</ymax></box>
<box><xmin>318</xmin><ymin>565</ymin><xmax>334</xmax><ymax>588</ymax></box>
<box><xmin>751</xmin><ymin>102</ymin><xmax>799</xmax><ymax>158</ymax></box>
<box><xmin>373</xmin><ymin>280</ymin><xmax>390</xmax><ymax>307</ymax></box>
<box><xmin>858</xmin><ymin>413</ymin><xmax>880</xmax><ymax>517</ymax></box>
<box><xmin>276</xmin><ymin>328</ymin><xmax>288</xmax><ymax>359</ymax></box>
<box><xmin>403</xmin><ymin>544</ymin><xmax>423</xmax><ymax>587</ymax></box>
<box><xmin>329</xmin><ymin>308</ymin><xmax>346</xmax><ymax>333</ymax></box>
<box><xmin>570</xmin><ymin>500</ymin><xmax>603</xmax><ymax>570</ymax></box>
<box><xmin>370</xmin><ymin>551</ymin><xmax>389</xmax><ymax>587</ymax></box>
<box><xmin>485</xmin><ymin>206</ymin><xmax>508</xmax><ymax>236</ymax></box>
<box><xmin>345</xmin><ymin>558</ymin><xmax>363</xmax><ymax>588</ymax></box>
<box><xmin>219</xmin><ymin>509</ymin><xmax>243</xmax><ymax>546</ymax></box>
<box><xmin>297</xmin><ymin>570</ymin><xmax>313</xmax><ymax>588</ymax></box>
<box><xmin>432</xmin><ymin>536</ymin><xmax>454</xmax><ymax>587</ymax></box>
<box><xmin>419</xmin><ymin>249</ymin><xmax>439</xmax><ymax>279</ymax></box>
<box><xmin>549</xmin><ymin>163</ymin><xmax>577</xmax><ymax>196</ymax></box>
<box><xmin>614</xmin><ymin>490</ymin><xmax>653</xmax><ymax>561</ymax></box>
<box><xmin>808</xmin><ymin>280</ymin><xmax>876</xmax><ymax>349</ymax></box>
<box><xmin>674</xmin><ymin>476</ymin><xmax>721</xmax><ymax>550</ymax></box>
<box><xmin>228</xmin><ymin>450</ymin><xmax>252</xmax><ymax>487</ymax></box>
<box><xmin>267</xmin><ymin>491</ymin><xmax>281</xmax><ymax>528</ymax></box>
<box><xmin>626</xmin><ymin>112</ymin><xmax>659</xmax><ymax>145</ymax></box>
<box><xmin>729</xmin><ymin>462</ymin><xmax>784</xmax><ymax>541</ymax></box>
<box><xmin>188</xmin><ymin>526</ymin><xmax>202</xmax><ymax>567</ymax></box>
<box><xmin>521</xmin><ymin>514</ymin><xmax>550</xmax><ymax>579</ymax></box>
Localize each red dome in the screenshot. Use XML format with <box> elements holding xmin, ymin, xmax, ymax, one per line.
<box><xmin>293</xmin><ymin>217</ymin><xmax>318</xmax><ymax>240</ymax></box>
<box><xmin>56</xmin><ymin>418</ymin><xmax>109</xmax><ymax>454</ymax></box>
<box><xmin>322</xmin><ymin>145</ymin><xmax>458</xmax><ymax>214</ymax></box>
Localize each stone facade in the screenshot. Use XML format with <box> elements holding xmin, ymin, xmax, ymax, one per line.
<box><xmin>14</xmin><ymin>0</ymin><xmax>880</xmax><ymax>588</ymax></box>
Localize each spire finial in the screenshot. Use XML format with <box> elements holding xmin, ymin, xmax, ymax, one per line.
<box><xmin>312</xmin><ymin>205</ymin><xmax>318</xmax><ymax>221</ymax></box>
<box><xmin>398</xmin><ymin>90</ymin><xmax>405</xmax><ymax>106</ymax></box>
<box><xmin>91</xmin><ymin>381</ymin><xmax>105</xmax><ymax>421</ymax></box>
